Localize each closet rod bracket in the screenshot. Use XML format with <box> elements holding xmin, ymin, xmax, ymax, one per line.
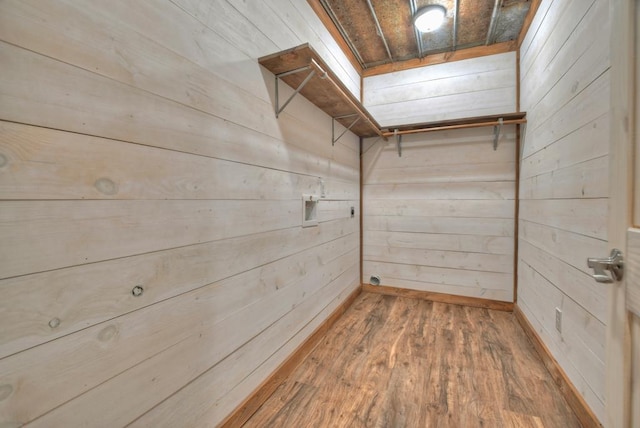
<box><xmin>395</xmin><ymin>129</ymin><xmax>402</xmax><ymax>157</ymax></box>
<box><xmin>275</xmin><ymin>66</ymin><xmax>315</xmax><ymax>118</ymax></box>
<box><xmin>493</xmin><ymin>117</ymin><xmax>503</xmax><ymax>150</ymax></box>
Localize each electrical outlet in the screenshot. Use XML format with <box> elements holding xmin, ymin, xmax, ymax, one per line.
<box><xmin>555</xmin><ymin>307</ymin><xmax>562</xmax><ymax>333</ymax></box>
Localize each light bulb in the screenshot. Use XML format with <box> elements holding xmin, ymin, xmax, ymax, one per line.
<box><xmin>414</xmin><ymin>5</ymin><xmax>446</xmax><ymax>33</ymax></box>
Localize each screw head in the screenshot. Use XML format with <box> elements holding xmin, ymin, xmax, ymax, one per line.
<box><xmin>132</xmin><ymin>286</ymin><xmax>144</xmax><ymax>297</ymax></box>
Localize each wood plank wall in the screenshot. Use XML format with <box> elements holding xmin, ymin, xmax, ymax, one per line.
<box><xmin>362</xmin><ymin>52</ymin><xmax>517</xmax><ymax>127</ymax></box>
<box><xmin>518</xmin><ymin>0</ymin><xmax>610</xmax><ymax>421</ymax></box>
<box><xmin>362</xmin><ymin>126</ymin><xmax>516</xmax><ymax>302</ymax></box>
<box><xmin>0</xmin><ymin>1</ymin><xmax>361</xmax><ymax>426</ymax></box>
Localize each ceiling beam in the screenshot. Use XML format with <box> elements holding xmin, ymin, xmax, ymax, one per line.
<box><xmin>318</xmin><ymin>0</ymin><xmax>367</xmax><ymax>67</ymax></box>
<box><xmin>485</xmin><ymin>0</ymin><xmax>503</xmax><ymax>45</ymax></box>
<box><xmin>365</xmin><ymin>0</ymin><xmax>393</xmax><ymax>62</ymax></box>
<box><xmin>362</xmin><ymin>40</ymin><xmax>517</xmax><ymax>77</ymax></box>
<box><xmin>409</xmin><ymin>0</ymin><xmax>424</xmax><ymax>58</ymax></box>
<box><xmin>453</xmin><ymin>0</ymin><xmax>460</xmax><ymax>51</ymax></box>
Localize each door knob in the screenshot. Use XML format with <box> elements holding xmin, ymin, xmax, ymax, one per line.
<box><xmin>587</xmin><ymin>249</ymin><xmax>624</xmax><ymax>283</ymax></box>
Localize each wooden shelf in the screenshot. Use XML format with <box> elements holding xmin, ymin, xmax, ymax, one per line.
<box><xmin>259</xmin><ymin>44</ymin><xmax>382</xmax><ymax>138</ymax></box>
<box><xmin>259</xmin><ymin>44</ymin><xmax>526</xmax><ymax>143</ymax></box>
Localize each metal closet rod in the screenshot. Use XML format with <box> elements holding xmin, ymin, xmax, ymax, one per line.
<box><xmin>380</xmin><ymin>118</ymin><xmax>526</xmax><ymax>137</ymax></box>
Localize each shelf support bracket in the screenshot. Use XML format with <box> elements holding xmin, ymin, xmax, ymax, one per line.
<box><xmin>395</xmin><ymin>129</ymin><xmax>402</xmax><ymax>157</ymax></box>
<box><xmin>332</xmin><ymin>114</ymin><xmax>360</xmax><ymax>146</ymax></box>
<box><xmin>493</xmin><ymin>117</ymin><xmax>503</xmax><ymax>150</ymax></box>
<box><xmin>275</xmin><ymin>66</ymin><xmax>315</xmax><ymax>118</ymax></box>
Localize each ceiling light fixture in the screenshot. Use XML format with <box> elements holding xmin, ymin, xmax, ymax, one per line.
<box><xmin>413</xmin><ymin>5</ymin><xmax>447</xmax><ymax>33</ymax></box>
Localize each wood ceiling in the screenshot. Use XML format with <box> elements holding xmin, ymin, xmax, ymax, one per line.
<box><xmin>311</xmin><ymin>0</ymin><xmax>533</xmax><ymax>74</ymax></box>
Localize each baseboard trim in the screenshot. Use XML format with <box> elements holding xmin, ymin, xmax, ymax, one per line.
<box><xmin>513</xmin><ymin>304</ymin><xmax>602</xmax><ymax>428</ymax></box>
<box><xmin>362</xmin><ymin>284</ymin><xmax>514</xmax><ymax>312</ymax></box>
<box><xmin>219</xmin><ymin>285</ymin><xmax>362</xmax><ymax>427</ymax></box>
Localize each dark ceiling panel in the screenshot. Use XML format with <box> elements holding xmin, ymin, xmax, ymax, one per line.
<box><xmin>457</xmin><ymin>0</ymin><xmax>494</xmax><ymax>46</ymax></box>
<box><xmin>323</xmin><ymin>0</ymin><xmax>388</xmax><ymax>66</ymax></box>
<box><xmin>371</xmin><ymin>0</ymin><xmax>417</xmax><ymax>62</ymax></box>
<box><xmin>494</xmin><ymin>1</ymin><xmax>531</xmax><ymax>43</ymax></box>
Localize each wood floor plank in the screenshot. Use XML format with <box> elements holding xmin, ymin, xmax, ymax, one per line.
<box><xmin>243</xmin><ymin>292</ymin><xmax>582</xmax><ymax>428</ymax></box>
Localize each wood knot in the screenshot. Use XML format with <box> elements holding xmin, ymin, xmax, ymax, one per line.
<box><xmin>97</xmin><ymin>325</ymin><xmax>118</xmax><ymax>342</ymax></box>
<box><xmin>94</xmin><ymin>177</ymin><xmax>118</xmax><ymax>195</ymax></box>
<box><xmin>570</xmin><ymin>81</ymin><xmax>579</xmax><ymax>94</ymax></box>
<box><xmin>48</xmin><ymin>317</ymin><xmax>61</xmax><ymax>329</ymax></box>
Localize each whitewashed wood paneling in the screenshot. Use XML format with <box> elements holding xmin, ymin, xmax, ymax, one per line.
<box><xmin>130</xmin><ymin>272</ymin><xmax>359</xmax><ymax>427</ymax></box>
<box><xmin>362</xmin><ymin>52</ymin><xmax>517</xmax><ymax>127</ymax></box>
<box><xmin>518</xmin><ymin>0</ymin><xmax>610</xmax><ymax>421</ymax></box>
<box><xmin>362</xmin><ymin>125</ymin><xmax>516</xmax><ymax>302</ymax></box>
<box><xmin>0</xmin><ymin>0</ymin><xmax>360</xmax><ymax>426</ymax></box>
<box><xmin>0</xmin><ymin>217</ymin><xmax>357</xmax><ymax>360</ymax></box>
<box><xmin>0</xmin><ymin>122</ymin><xmax>358</xmax><ymax>201</ymax></box>
<box><xmin>171</xmin><ymin>0</ymin><xmax>361</xmax><ymax>97</ymax></box>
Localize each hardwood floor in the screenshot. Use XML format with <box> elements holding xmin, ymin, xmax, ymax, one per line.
<box><xmin>243</xmin><ymin>292</ymin><xmax>581</xmax><ymax>427</ymax></box>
